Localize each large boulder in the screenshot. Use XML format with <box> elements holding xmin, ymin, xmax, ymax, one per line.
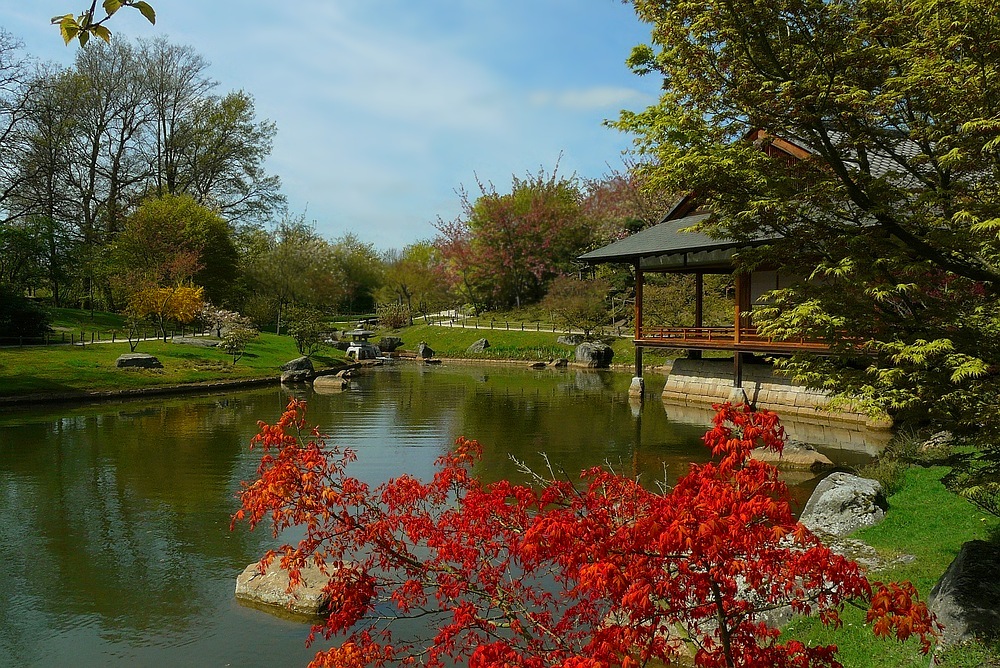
<box><xmin>281</xmin><ymin>356</ymin><xmax>314</xmax><ymax>372</ymax></box>
<box><xmin>280</xmin><ymin>356</ymin><xmax>314</xmax><ymax>383</ymax></box>
<box><xmin>799</xmin><ymin>472</ymin><xmax>887</xmax><ymax>537</ymax></box>
<box><xmin>172</xmin><ymin>336</ymin><xmax>219</xmax><ymax>348</ymax></box>
<box><xmin>235</xmin><ymin>559</ymin><xmax>333</xmax><ymax>617</ymax></box>
<box><xmin>574</xmin><ymin>342</ymin><xmax>614</xmax><ymax>368</ymax></box>
<box><xmin>115</xmin><ymin>353</ymin><xmax>163</xmax><ymax>369</ymax></box>
<box><xmin>416</xmin><ymin>342</ymin><xmax>435</xmax><ymax>359</ymax></box>
<box><xmin>929</xmin><ymin>540</ymin><xmax>1000</xmax><ymax>648</ymax></box>
<box><xmin>466</xmin><ymin>338</ymin><xmax>490</xmax><ymax>354</ymax></box>
<box><xmin>378</xmin><ymin>336</ymin><xmax>403</xmax><ymax>352</ymax></box>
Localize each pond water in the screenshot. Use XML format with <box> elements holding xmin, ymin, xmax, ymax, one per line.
<box><xmin>0</xmin><ymin>363</ymin><xmax>882</xmax><ymax>667</ymax></box>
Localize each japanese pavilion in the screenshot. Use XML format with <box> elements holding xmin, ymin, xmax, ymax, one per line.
<box><xmin>579</xmin><ymin>134</ymin><xmax>887</xmax><ymax>434</ymax></box>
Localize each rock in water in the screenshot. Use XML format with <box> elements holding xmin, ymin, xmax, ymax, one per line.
<box><xmin>574</xmin><ymin>342</ymin><xmax>614</xmax><ymax>368</ymax></box>
<box><xmin>235</xmin><ymin>559</ymin><xmax>332</xmax><ymax>617</ymax></box>
<box><xmin>280</xmin><ymin>356</ymin><xmax>314</xmax><ymax>383</ymax></box>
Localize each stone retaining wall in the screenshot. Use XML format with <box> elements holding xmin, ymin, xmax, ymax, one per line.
<box><xmin>661</xmin><ymin>359</ymin><xmax>890</xmax><ymax>431</ymax></box>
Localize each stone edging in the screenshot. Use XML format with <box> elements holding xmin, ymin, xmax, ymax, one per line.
<box><xmin>0</xmin><ymin>375</ymin><xmax>282</xmax><ymax>408</ymax></box>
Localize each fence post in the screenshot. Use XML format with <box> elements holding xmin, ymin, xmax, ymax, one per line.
<box><xmin>536</xmin><ymin>322</ymin><xmax>539</xmax><ymax>332</ymax></box>
<box><xmin>71</xmin><ymin>333</ymin><xmax>74</xmax><ymax>345</ymax></box>
<box><xmin>112</xmin><ymin>331</ymin><xmax>116</xmax><ymax>343</ymax></box>
<box><xmin>91</xmin><ymin>332</ymin><xmax>95</xmax><ymax>344</ymax></box>
<box><xmin>62</xmin><ymin>332</ymin><xmax>66</xmax><ymax>343</ymax></box>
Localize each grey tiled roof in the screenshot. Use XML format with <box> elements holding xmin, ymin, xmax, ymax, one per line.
<box><xmin>579</xmin><ymin>213</ymin><xmax>751</xmax><ymax>263</ymax></box>
<box><xmin>581</xmin><ymin>132</ymin><xmax>925</xmax><ymax>266</ymax></box>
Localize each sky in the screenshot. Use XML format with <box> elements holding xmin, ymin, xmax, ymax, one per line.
<box><xmin>2</xmin><ymin>1</ymin><xmax>661</xmax><ymax>250</ymax></box>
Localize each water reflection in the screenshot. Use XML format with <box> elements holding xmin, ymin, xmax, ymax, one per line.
<box><xmin>0</xmin><ymin>363</ymin><xmax>885</xmax><ymax>667</ymax></box>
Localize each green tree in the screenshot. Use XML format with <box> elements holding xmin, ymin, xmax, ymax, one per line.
<box><xmin>244</xmin><ymin>215</ymin><xmax>345</xmax><ymax>334</ymax></box>
<box><xmin>618</xmin><ymin>0</ymin><xmax>1000</xmax><ymax>504</ymax></box>
<box><xmin>379</xmin><ymin>241</ymin><xmax>451</xmax><ymax>323</ymax></box>
<box><xmin>331</xmin><ymin>233</ymin><xmax>384</xmax><ymax>314</ymax></box>
<box><xmin>283</xmin><ymin>304</ymin><xmax>326</xmax><ymax>357</ymax></box>
<box><xmin>542</xmin><ymin>275</ymin><xmax>611</xmax><ymax>339</ymax></box>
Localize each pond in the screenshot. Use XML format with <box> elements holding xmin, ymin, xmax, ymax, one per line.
<box><xmin>0</xmin><ymin>363</ymin><xmax>883</xmax><ymax>667</ymax></box>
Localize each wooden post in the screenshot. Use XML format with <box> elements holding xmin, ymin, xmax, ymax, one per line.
<box><xmin>634</xmin><ymin>262</ymin><xmax>644</xmax><ymax>341</ymax></box>
<box><xmin>690</xmin><ymin>271</ymin><xmax>704</xmax><ymax>360</ymax></box>
<box><xmin>695</xmin><ymin>272</ymin><xmax>704</xmax><ymax>328</ymax></box>
<box><xmin>635</xmin><ymin>345</ymin><xmax>643</xmax><ymax>378</ymax></box>
<box><xmin>733</xmin><ymin>272</ymin><xmax>743</xmax><ymax>345</ymax></box>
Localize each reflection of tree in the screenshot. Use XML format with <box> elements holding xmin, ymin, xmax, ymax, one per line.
<box><xmin>0</xmin><ymin>369</ymin><xmax>727</xmax><ymax>664</ymax></box>
<box><xmin>0</xmin><ymin>394</ymin><xmax>281</xmax><ymax>661</ymax></box>
<box><xmin>455</xmin><ymin>373</ymin><xmax>711</xmax><ymax>486</ymax></box>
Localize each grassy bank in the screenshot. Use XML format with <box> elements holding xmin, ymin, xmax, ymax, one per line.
<box><xmin>390</xmin><ymin>323</ymin><xmax>683</xmax><ymax>368</ymax></box>
<box><xmin>783</xmin><ymin>465</ymin><xmax>1000</xmax><ymax>667</ymax></box>
<box><xmin>1</xmin><ymin>313</ymin><xmax>646</xmax><ymax>401</ymax></box>
<box><xmin>0</xmin><ymin>332</ymin><xmax>346</xmax><ymax>398</ymax></box>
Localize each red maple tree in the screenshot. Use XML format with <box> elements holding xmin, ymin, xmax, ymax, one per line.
<box><xmin>233</xmin><ymin>400</ymin><xmax>937</xmax><ymax>668</ymax></box>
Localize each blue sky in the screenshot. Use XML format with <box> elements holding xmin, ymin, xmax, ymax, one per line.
<box><xmin>3</xmin><ymin>2</ymin><xmax>660</xmax><ymax>250</ymax></box>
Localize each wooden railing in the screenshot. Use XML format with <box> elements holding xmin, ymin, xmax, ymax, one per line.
<box><xmin>637</xmin><ymin>326</ymin><xmax>833</xmax><ymax>352</ymax></box>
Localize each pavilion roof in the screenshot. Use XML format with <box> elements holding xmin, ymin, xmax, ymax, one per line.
<box><xmin>578</xmin><ymin>213</ymin><xmax>775</xmax><ymax>268</ymax></box>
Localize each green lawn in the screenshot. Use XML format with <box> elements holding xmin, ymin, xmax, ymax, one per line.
<box><xmin>783</xmin><ymin>465</ymin><xmax>1000</xmax><ymax>667</ymax></box>
<box><xmin>390</xmin><ymin>322</ymin><xmax>682</xmax><ymax>368</ymax></box>
<box><xmin>0</xmin><ymin>331</ymin><xmax>346</xmax><ymax>397</ymax></box>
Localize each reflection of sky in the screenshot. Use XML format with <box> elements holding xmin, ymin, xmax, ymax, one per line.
<box><xmin>0</xmin><ymin>366</ymin><xmax>878</xmax><ymax>666</ymax></box>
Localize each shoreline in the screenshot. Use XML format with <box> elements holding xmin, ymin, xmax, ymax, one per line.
<box><xmin>0</xmin><ymin>355</ymin><xmax>643</xmax><ymax>408</ymax></box>
<box><xmin>0</xmin><ymin>375</ymin><xmax>283</xmax><ymax>408</ymax></box>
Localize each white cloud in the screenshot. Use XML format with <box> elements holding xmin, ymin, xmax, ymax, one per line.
<box><xmin>2</xmin><ymin>1</ymin><xmax>660</xmax><ymax>249</ymax></box>
<box><xmin>528</xmin><ymin>86</ymin><xmax>655</xmax><ymax>111</ymax></box>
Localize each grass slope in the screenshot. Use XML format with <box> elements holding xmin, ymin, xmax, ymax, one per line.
<box><xmin>784</xmin><ymin>466</ymin><xmax>999</xmax><ymax>667</ymax></box>
<box><xmin>392</xmin><ymin>323</ymin><xmax>682</xmax><ymax>367</ymax></box>
<box><xmin>0</xmin><ymin>332</ymin><xmax>346</xmax><ymax>397</ymax></box>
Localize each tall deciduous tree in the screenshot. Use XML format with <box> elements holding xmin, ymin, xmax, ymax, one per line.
<box><xmin>330</xmin><ymin>233</ymin><xmax>384</xmax><ymax>314</ymax></box>
<box><xmin>618</xmin><ymin>0</ymin><xmax>1000</xmax><ymax>505</ymax></box>
<box><xmin>244</xmin><ymin>215</ymin><xmax>345</xmax><ymax>334</ymax></box>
